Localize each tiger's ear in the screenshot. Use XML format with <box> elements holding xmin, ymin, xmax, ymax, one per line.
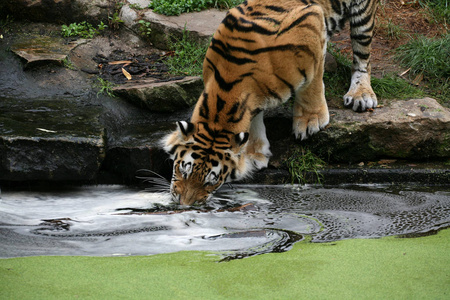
<box><xmin>177</xmin><ymin>121</ymin><xmax>194</xmax><ymax>137</ymax></box>
<box><xmin>234</xmin><ymin>132</ymin><xmax>249</xmax><ymax>147</ymax></box>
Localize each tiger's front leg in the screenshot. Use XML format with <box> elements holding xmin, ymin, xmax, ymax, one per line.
<box><xmin>293</xmin><ymin>75</ymin><xmax>329</xmax><ymax>140</ymax></box>
<box><xmin>343</xmin><ymin>0</ymin><xmax>378</xmax><ymax>112</ymax></box>
<box><xmin>246</xmin><ymin>111</ymin><xmax>272</xmax><ymax>169</ymax></box>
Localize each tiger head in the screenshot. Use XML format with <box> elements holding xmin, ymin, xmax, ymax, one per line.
<box><xmin>162</xmin><ymin>121</ymin><xmax>251</xmax><ymax>205</ymax></box>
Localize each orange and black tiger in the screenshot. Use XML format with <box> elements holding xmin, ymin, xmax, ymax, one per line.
<box><xmin>163</xmin><ymin>0</ymin><xmax>378</xmax><ymax>205</ymax></box>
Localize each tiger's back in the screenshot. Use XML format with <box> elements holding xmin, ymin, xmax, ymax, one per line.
<box><xmin>196</xmin><ymin>0</ymin><xmax>328</xmax><ymax>133</ymax></box>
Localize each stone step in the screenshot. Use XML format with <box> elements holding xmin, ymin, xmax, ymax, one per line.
<box><xmin>0</xmin><ymin>98</ymin><xmax>105</xmax><ymax>181</ymax></box>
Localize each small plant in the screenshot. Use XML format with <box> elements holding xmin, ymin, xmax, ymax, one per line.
<box><xmin>165</xmin><ymin>27</ymin><xmax>209</xmax><ymax>76</ymax></box>
<box><xmin>378</xmin><ymin>17</ymin><xmax>404</xmax><ymax>39</ymax></box>
<box><xmin>129</xmin><ymin>3</ymin><xmax>143</xmax><ymax>10</ymax></box>
<box><xmin>109</xmin><ymin>12</ymin><xmax>124</xmax><ymax>30</ymax></box>
<box><xmin>138</xmin><ymin>20</ymin><xmax>152</xmax><ymax>37</ymax></box>
<box><xmin>62</xmin><ymin>57</ymin><xmax>76</xmax><ymax>70</ymax></box>
<box><xmin>94</xmin><ymin>77</ymin><xmax>116</xmax><ymax>98</ymax></box>
<box><xmin>285</xmin><ymin>147</ymin><xmax>326</xmax><ymax>185</ymax></box>
<box><xmin>61</xmin><ymin>21</ymin><xmax>107</xmax><ymax>38</ymax></box>
<box><xmin>0</xmin><ymin>15</ymin><xmax>14</xmax><ymax>36</ymax></box>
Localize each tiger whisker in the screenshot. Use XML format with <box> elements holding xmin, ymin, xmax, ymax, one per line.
<box><xmin>139</xmin><ymin>177</ymin><xmax>170</xmax><ymax>185</ymax></box>
<box><xmin>136</xmin><ymin>169</ymin><xmax>169</xmax><ymax>181</ymax></box>
<box><xmin>136</xmin><ymin>169</ymin><xmax>171</xmax><ymax>193</ymax></box>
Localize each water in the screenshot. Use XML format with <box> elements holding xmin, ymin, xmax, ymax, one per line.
<box><xmin>0</xmin><ymin>184</ymin><xmax>449</xmax><ymax>259</ymax></box>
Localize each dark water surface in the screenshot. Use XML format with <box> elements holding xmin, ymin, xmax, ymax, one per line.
<box><xmin>0</xmin><ymin>184</ymin><xmax>449</xmax><ymax>258</ymax></box>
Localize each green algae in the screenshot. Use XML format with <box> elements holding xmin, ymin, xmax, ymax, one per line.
<box><xmin>1</xmin><ymin>229</ymin><xmax>449</xmax><ymax>299</ymax></box>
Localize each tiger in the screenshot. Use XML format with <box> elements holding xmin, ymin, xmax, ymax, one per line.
<box><xmin>162</xmin><ymin>0</ymin><xmax>378</xmax><ymax>205</ymax></box>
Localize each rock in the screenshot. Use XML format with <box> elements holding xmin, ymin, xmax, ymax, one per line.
<box><xmin>113</xmin><ymin>76</ymin><xmax>203</xmax><ymax>112</ymax></box>
<box><xmin>324</xmin><ymin>52</ymin><xmax>338</xmax><ymax>73</ymax></box>
<box><xmin>122</xmin><ymin>9</ymin><xmax>225</xmax><ymax>49</ymax></box>
<box><xmin>266</xmin><ymin>98</ymin><xmax>450</xmax><ymax>164</ymax></box>
<box><xmin>11</xmin><ymin>36</ymin><xmax>86</xmax><ymax>69</ymax></box>
<box><xmin>3</xmin><ymin>0</ymin><xmax>113</xmax><ymax>23</ymax></box>
<box><xmin>0</xmin><ymin>99</ymin><xmax>105</xmax><ymax>181</ymax></box>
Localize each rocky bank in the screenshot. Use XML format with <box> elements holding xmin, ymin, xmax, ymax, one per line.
<box><xmin>1</xmin><ymin>1</ymin><xmax>449</xmax><ymax>185</ymax></box>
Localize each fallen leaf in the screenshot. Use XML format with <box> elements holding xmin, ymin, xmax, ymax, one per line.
<box><xmin>378</xmin><ymin>159</ymin><xmax>397</xmax><ymax>164</ymax></box>
<box><xmin>399</xmin><ymin>68</ymin><xmax>411</xmax><ymax>77</ymax></box>
<box><xmin>412</xmin><ymin>73</ymin><xmax>423</xmax><ymax>86</ymax></box>
<box><xmin>37</xmin><ymin>128</ymin><xmax>57</xmax><ymax>133</ymax></box>
<box><xmin>109</xmin><ymin>60</ymin><xmax>132</xmax><ymax>65</ymax></box>
<box><xmin>122</xmin><ymin>68</ymin><xmax>132</xmax><ymax>80</ymax></box>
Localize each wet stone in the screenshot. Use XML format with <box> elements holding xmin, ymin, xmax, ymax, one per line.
<box><xmin>0</xmin><ymin>98</ymin><xmax>105</xmax><ymax>181</ymax></box>
<box><xmin>113</xmin><ymin>76</ymin><xmax>203</xmax><ymax>112</ymax></box>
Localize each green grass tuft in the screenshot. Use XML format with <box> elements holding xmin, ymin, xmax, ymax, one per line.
<box><xmin>395</xmin><ymin>34</ymin><xmax>450</xmax><ymax>79</ymax></box>
<box><xmin>395</xmin><ymin>33</ymin><xmax>449</xmax><ymax>105</ymax></box>
<box><xmin>285</xmin><ymin>147</ymin><xmax>326</xmax><ymax>185</ymax></box>
<box><xmin>94</xmin><ymin>77</ymin><xmax>116</xmax><ymax>98</ymax></box>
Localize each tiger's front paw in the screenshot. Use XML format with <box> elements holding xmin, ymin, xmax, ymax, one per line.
<box><xmin>246</xmin><ymin>138</ymin><xmax>272</xmax><ymax>170</ymax></box>
<box><xmin>293</xmin><ymin>108</ymin><xmax>329</xmax><ymax>140</ymax></box>
<box><xmin>344</xmin><ymin>72</ymin><xmax>378</xmax><ymax>112</ymax></box>
<box><xmin>250</xmin><ymin>153</ymin><xmax>270</xmax><ymax>170</ymax></box>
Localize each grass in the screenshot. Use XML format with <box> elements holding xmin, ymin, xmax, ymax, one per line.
<box><xmin>395</xmin><ymin>34</ymin><xmax>450</xmax><ymax>79</ymax></box>
<box><xmin>149</xmin><ymin>0</ymin><xmax>243</xmax><ymax>16</ymax></box>
<box><xmin>418</xmin><ymin>0</ymin><xmax>449</xmax><ymax>26</ymax></box>
<box><xmin>371</xmin><ymin>74</ymin><xmax>424</xmax><ymax>100</ymax></box>
<box><xmin>285</xmin><ymin>147</ymin><xmax>326</xmax><ymax>185</ymax></box>
<box><xmin>165</xmin><ymin>28</ymin><xmax>209</xmax><ymax>76</ymax></box>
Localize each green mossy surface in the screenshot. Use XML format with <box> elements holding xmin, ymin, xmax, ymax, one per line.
<box><xmin>1</xmin><ymin>229</ymin><xmax>449</xmax><ymax>299</ymax></box>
